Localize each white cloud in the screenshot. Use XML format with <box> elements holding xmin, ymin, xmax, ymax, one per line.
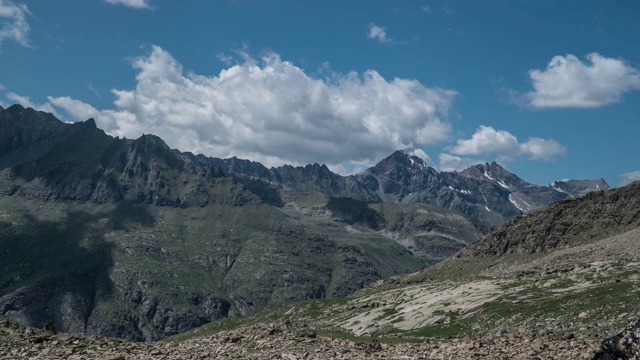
<box><xmin>438</xmin><ymin>153</ymin><xmax>484</xmax><ymax>172</ymax></box>
<box><xmin>0</xmin><ymin>0</ymin><xmax>31</xmax><ymax>47</ymax></box>
<box><xmin>368</xmin><ymin>23</ymin><xmax>391</xmax><ymax>43</ymax></box>
<box><xmin>441</xmin><ymin>4</ymin><xmax>456</xmax><ymax>15</ymax></box>
<box><xmin>519</xmin><ymin>137</ymin><xmax>567</xmax><ymax>162</ymax></box>
<box><xmin>105</xmin><ymin>0</ymin><xmax>151</xmax><ymax>10</ymax></box>
<box><xmin>6</xmin><ymin>92</ymin><xmax>61</xmax><ymax>118</ymax></box>
<box><xmin>46</xmin><ymin>96</ymin><xmax>134</xmax><ymax>132</ymax></box>
<box><xmin>449</xmin><ymin>125</ymin><xmax>566</xmax><ymax>162</ymax></box>
<box><xmin>422</xmin><ymin>6</ymin><xmax>432</xmax><ymax>13</ymax></box>
<box><xmin>619</xmin><ymin>171</ymin><xmax>640</xmax><ymax>187</ymax></box>
<box><xmin>327</xmin><ymin>162</ymin><xmax>369</xmax><ymax>176</ymax></box>
<box><xmin>523</xmin><ymin>53</ymin><xmax>640</xmax><ymax>109</ymax></box>
<box><xmin>46</xmin><ymin>45</ymin><xmax>456</xmax><ymax>168</ymax></box>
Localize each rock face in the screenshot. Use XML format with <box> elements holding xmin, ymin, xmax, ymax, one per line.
<box><xmin>593</xmin><ymin>320</ymin><xmax>640</xmax><ymax>360</ymax></box>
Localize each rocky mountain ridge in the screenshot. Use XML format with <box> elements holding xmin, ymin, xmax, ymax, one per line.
<box><xmin>203</xmin><ymin>148</ymin><xmax>609</xmax><ymax>230</ymax></box>
<box><xmin>0</xmin><ymin>105</ymin><xmax>613</xmax><ymax>223</ymax></box>
<box><xmin>550</xmin><ymin>178</ymin><xmax>611</xmax><ymax>197</ymax></box>
<box><xmin>0</xmin><ymin>105</ymin><xmax>234</xmax><ymax>206</ymax></box>
<box><xmin>0</xmin><ymin>314</ymin><xmax>615</xmax><ymax>359</ymax></box>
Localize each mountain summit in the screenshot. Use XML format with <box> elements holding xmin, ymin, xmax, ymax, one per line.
<box><xmin>355</xmin><ymin>150</ymin><xmax>440</xmax><ymax>203</ymax></box>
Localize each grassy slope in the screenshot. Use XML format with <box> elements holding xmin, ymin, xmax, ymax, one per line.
<box><xmin>0</xmin><ymin>189</ymin><xmax>432</xmax><ymax>339</ymax></box>
<box><xmin>169</xmin><ymin>183</ymin><xmax>640</xmax><ymax>344</ymax></box>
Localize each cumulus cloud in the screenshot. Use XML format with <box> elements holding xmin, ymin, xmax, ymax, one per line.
<box><xmin>522</xmin><ymin>53</ymin><xmax>640</xmax><ymax>109</ymax></box>
<box><xmin>449</xmin><ymin>125</ymin><xmax>566</xmax><ymax>162</ymax></box>
<box><xmin>438</xmin><ymin>153</ymin><xmax>484</xmax><ymax>172</ymax></box>
<box><xmin>105</xmin><ymin>0</ymin><xmax>151</xmax><ymax>10</ymax></box>
<box><xmin>45</xmin><ymin>45</ymin><xmax>456</xmax><ymax>168</ymax></box>
<box><xmin>368</xmin><ymin>23</ymin><xmax>391</xmax><ymax>43</ymax></box>
<box><xmin>0</xmin><ymin>0</ymin><xmax>31</xmax><ymax>47</ymax></box>
<box><xmin>6</xmin><ymin>92</ymin><xmax>61</xmax><ymax>118</ymax></box>
<box><xmin>619</xmin><ymin>171</ymin><xmax>640</xmax><ymax>187</ymax></box>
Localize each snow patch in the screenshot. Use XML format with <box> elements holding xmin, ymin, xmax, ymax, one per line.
<box><xmin>509</xmin><ymin>194</ymin><xmax>525</xmax><ymax>212</ymax></box>
<box><xmin>550</xmin><ymin>183</ymin><xmax>568</xmax><ymax>194</ymax></box>
<box><xmin>479</xmin><ymin>190</ymin><xmax>491</xmax><ymax>212</ymax></box>
<box><xmin>497</xmin><ymin>180</ymin><xmax>509</xmax><ymax>189</ymax></box>
<box><xmin>448</xmin><ymin>186</ymin><xmax>471</xmax><ymax>195</ymax></box>
<box><xmin>509</xmin><ymin>193</ymin><xmax>532</xmax><ymax>212</ymax></box>
<box><xmin>483</xmin><ymin>171</ymin><xmax>493</xmax><ymax>180</ymax></box>
<box><xmin>480</xmin><ymin>191</ymin><xmax>489</xmax><ymax>204</ymax></box>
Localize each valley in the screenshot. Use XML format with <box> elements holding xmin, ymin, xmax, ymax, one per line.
<box><xmin>0</xmin><ymin>105</ymin><xmax>636</xmax><ymax>359</ymax></box>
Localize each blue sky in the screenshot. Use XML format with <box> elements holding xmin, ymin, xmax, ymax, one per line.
<box><xmin>1</xmin><ymin>0</ymin><xmax>639</xmax><ymax>186</ymax></box>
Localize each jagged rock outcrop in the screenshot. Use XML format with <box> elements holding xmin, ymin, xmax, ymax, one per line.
<box><xmin>593</xmin><ymin>319</ymin><xmax>640</xmax><ymax>360</ymax></box>
<box><xmin>183</xmin><ymin>153</ymin><xmax>379</xmax><ymax>202</ymax></box>
<box><xmin>0</xmin><ymin>105</ymin><xmax>233</xmax><ymax>206</ymax></box>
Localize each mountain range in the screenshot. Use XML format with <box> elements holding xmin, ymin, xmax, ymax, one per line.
<box><xmin>0</xmin><ymin>104</ymin><xmax>611</xmax><ymax>342</ymax></box>
<box><xmin>193</xmin><ymin>141</ymin><xmax>609</xmax><ymax>230</ymax></box>
<box><xmin>2</xmin><ymin>178</ymin><xmax>635</xmax><ymax>358</ymax></box>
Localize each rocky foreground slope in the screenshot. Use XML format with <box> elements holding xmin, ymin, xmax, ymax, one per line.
<box><xmin>0</xmin><ymin>314</ymin><xmax>612</xmax><ymax>359</ymax></box>
<box><xmin>5</xmin><ymin>312</ymin><xmax>640</xmax><ymax>359</ymax></box>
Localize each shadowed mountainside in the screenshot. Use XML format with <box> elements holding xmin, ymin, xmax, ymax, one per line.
<box><xmin>0</xmin><ymin>105</ymin><xmax>477</xmax><ymax>341</ymax></box>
